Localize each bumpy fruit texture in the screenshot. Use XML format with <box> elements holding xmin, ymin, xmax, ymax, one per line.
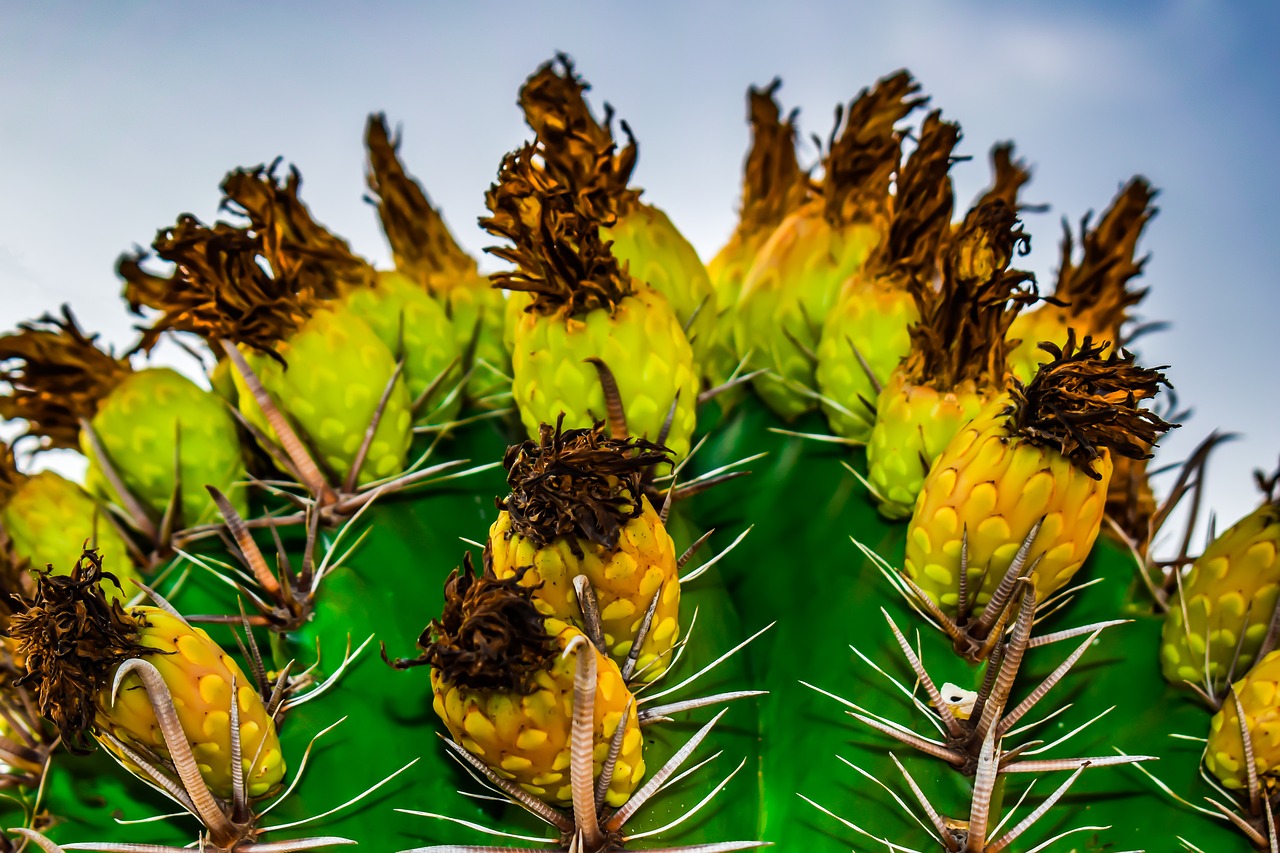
<box><xmin>815</xmin><ymin>277</ymin><xmax>918</xmax><ymax>441</ymax></box>
<box><xmin>488</xmin><ymin>497</ymin><xmax>681</xmax><ymax>683</ymax></box>
<box><xmin>232</xmin><ymin>304</ymin><xmax>412</xmax><ymax>487</ymax></box>
<box><xmin>510</xmin><ymin>287</ymin><xmax>698</xmax><ymax>460</ymax></box>
<box><xmin>340</xmin><ymin>270</ymin><xmax>463</xmax><ymax>424</ymax></box>
<box><xmin>905</xmin><ymin>397</ymin><xmax>1112</xmax><ymax>611</ymax></box>
<box><xmin>81</xmin><ymin>367</ymin><xmax>247</xmax><ymax>527</ymax></box>
<box><xmin>1</xmin><ymin>471</ymin><xmax>138</xmax><ymax>602</ymax></box>
<box><xmin>866</xmin><ymin>373</ymin><xmax>987</xmax><ymax>520</ymax></box>
<box><xmin>431</xmin><ymin>620</ymin><xmax>644</xmax><ymax>807</ymax></box>
<box><xmin>428</xmin><ymin>270</ymin><xmax>509</xmax><ymax>404</ymax></box>
<box><xmin>734</xmin><ymin>208</ymin><xmax>881</xmax><ymax>420</ymax></box>
<box><xmin>604</xmin><ymin>203</ymin><xmax>719</xmax><ymax>383</ymax></box>
<box><xmin>1161</xmin><ymin>503</ymin><xmax>1280</xmax><ymax>689</ymax></box>
<box><xmin>97</xmin><ymin>606</ymin><xmax>285</xmax><ymax>799</ymax></box>
<box><xmin>1206</xmin><ymin>649</ymin><xmax>1280</xmax><ymax>791</ymax></box>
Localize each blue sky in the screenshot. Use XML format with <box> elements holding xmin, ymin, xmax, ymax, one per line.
<box><xmin>1</xmin><ymin>0</ymin><xmax>1277</xmax><ymax>538</ymax></box>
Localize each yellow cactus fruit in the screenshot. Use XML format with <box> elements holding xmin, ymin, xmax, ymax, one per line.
<box><xmin>1207</xmin><ymin>649</ymin><xmax>1280</xmax><ymax>791</ymax></box>
<box><xmin>1162</xmin><ymin>477</ymin><xmax>1280</xmax><ymax>692</ymax></box>
<box><xmin>866</xmin><ymin>196</ymin><xmax>1039</xmax><ymax>519</ymax></box>
<box><xmin>389</xmin><ymin>555</ymin><xmax>644</xmax><ymax>807</ymax></box>
<box><xmin>488</xmin><ymin>419</ymin><xmax>680</xmax><ymax>682</ymax></box>
<box><xmin>7</xmin><ymin>549</ymin><xmax>285</xmax><ymax>799</ymax></box>
<box><xmin>905</xmin><ymin>333</ymin><xmax>1175</xmax><ymax>614</ymax></box>
<box><xmin>733</xmin><ymin>70</ymin><xmax>926</xmax><ymax>420</ymax></box>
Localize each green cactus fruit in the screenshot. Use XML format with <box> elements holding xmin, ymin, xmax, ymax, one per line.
<box><xmin>0</xmin><ymin>458</ymin><xmax>137</xmax><ymax>602</ymax></box>
<box><xmin>339</xmin><ymin>269</ymin><xmax>463</xmax><ymax>424</ymax></box>
<box><xmin>732</xmin><ymin>71</ymin><xmax>925</xmax><ymax>421</ymax></box>
<box><xmin>602</xmin><ymin>202</ymin><xmax>718</xmax><ymax>381</ymax></box>
<box><xmin>708</xmin><ymin>79</ymin><xmax>809</xmax><ymax>325</ymax></box>
<box><xmin>485</xmin><ymin>142</ymin><xmax>697</xmax><ymax>460</ymax></box>
<box><xmin>517</xmin><ymin>56</ymin><xmax>720</xmax><ymax>388</ymax></box>
<box><xmin>0</xmin><ymin>310</ymin><xmax>247</xmax><ymax>530</ymax></box>
<box><xmin>231</xmin><ymin>304</ymin><xmax>413</xmax><ymax>487</ymax></box>
<box><xmin>82</xmin><ymin>367</ymin><xmax>247</xmax><ymax>526</ymax></box>
<box><xmin>815</xmin><ymin>111</ymin><xmax>956</xmax><ymax>441</ymax></box>
<box><xmin>1163</xmin><ymin>498</ymin><xmax>1280</xmax><ymax>694</ymax></box>
<box><xmin>365</xmin><ymin>114</ymin><xmax>509</xmax><ymax>405</ymax></box>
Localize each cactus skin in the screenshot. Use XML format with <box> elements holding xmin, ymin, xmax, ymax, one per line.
<box><xmin>340</xmin><ymin>270</ymin><xmax>463</xmax><ymax>424</ymax></box>
<box><xmin>1162</xmin><ymin>502</ymin><xmax>1280</xmax><ymax>690</ymax></box>
<box><xmin>97</xmin><ymin>607</ymin><xmax>285</xmax><ymax>799</ymax></box>
<box><xmin>232</xmin><ymin>304</ymin><xmax>413</xmax><ymax>487</ymax></box>
<box><xmin>815</xmin><ymin>277</ymin><xmax>918</xmax><ymax>441</ymax></box>
<box><xmin>1207</xmin><ymin>649</ymin><xmax>1280</xmax><ymax>791</ymax></box>
<box><xmin>865</xmin><ymin>372</ymin><xmax>987</xmax><ymax>520</ymax></box>
<box><xmin>488</xmin><ymin>496</ymin><xmax>681</xmax><ymax>683</ymax></box>
<box><xmin>733</xmin><ymin>206</ymin><xmax>881</xmax><ymax>420</ymax></box>
<box><xmin>431</xmin><ymin>619</ymin><xmax>644</xmax><ymax>808</ymax></box>
<box><xmin>904</xmin><ymin>397</ymin><xmax>1113</xmax><ymax>612</ymax></box>
<box><xmin>82</xmin><ymin>367</ymin><xmax>247</xmax><ymax>527</ymax></box>
<box><xmin>603</xmin><ymin>204</ymin><xmax>719</xmax><ymax>383</ymax></box>
<box><xmin>1</xmin><ymin>471</ymin><xmax>138</xmax><ymax>602</ymax></box>
<box><xmin>510</xmin><ymin>287</ymin><xmax>697</xmax><ymax>461</ymax></box>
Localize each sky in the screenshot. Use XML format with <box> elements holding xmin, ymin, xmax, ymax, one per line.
<box><xmin>1</xmin><ymin>0</ymin><xmax>1277</xmax><ymax>541</ymax></box>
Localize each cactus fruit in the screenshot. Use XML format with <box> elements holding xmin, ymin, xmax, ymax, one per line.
<box><xmin>734</xmin><ymin>70</ymin><xmax>925</xmax><ymax>420</ymax></box>
<box><xmin>483</xmin><ymin>140</ymin><xmax>698</xmax><ymax>461</ymax></box>
<box><xmin>1163</xmin><ymin>468</ymin><xmax>1280</xmax><ymax>698</ymax></box>
<box><xmin>904</xmin><ymin>334</ymin><xmax>1176</xmax><ymax>653</ymax></box>
<box><xmin>487</xmin><ymin>419</ymin><xmax>680</xmax><ymax>683</ymax></box>
<box><xmin>0</xmin><ymin>308</ymin><xmax>247</xmax><ymax>532</ymax></box>
<box><xmin>814</xmin><ymin>110</ymin><xmax>958</xmax><ymax>441</ymax></box>
<box><xmin>6</xmin><ymin>550</ymin><xmax>284</xmax><ymax>799</ymax></box>
<box><xmin>0</xmin><ymin>444</ymin><xmax>138</xmax><ymax>601</ymax></box>
<box><xmin>708</xmin><ymin>79</ymin><xmax>810</xmax><ymax>396</ymax></box>
<box><xmin>516</xmin><ymin>56</ymin><xmax>720</xmax><ymax>386</ymax></box>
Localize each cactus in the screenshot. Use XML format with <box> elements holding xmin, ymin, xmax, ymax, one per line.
<box><xmin>2</xmin><ymin>61</ymin><xmax>1271</xmax><ymax>853</ymax></box>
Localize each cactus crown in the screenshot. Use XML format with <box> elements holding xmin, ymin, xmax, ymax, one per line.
<box><xmin>364</xmin><ymin>113</ymin><xmax>478</xmax><ymax>282</ymax></box>
<box><xmin>387</xmin><ymin>553</ymin><xmax>557</xmax><ymax>694</ymax></box>
<box><xmin>866</xmin><ymin>109</ymin><xmax>958</xmax><ymax>284</ymax></box>
<box><xmin>975</xmin><ymin>141</ymin><xmax>1033</xmax><ymax>210</ymax></box>
<box><xmin>820</xmin><ymin>69</ymin><xmax>927</xmax><ymax>229</ymax></box>
<box><xmin>498</xmin><ymin>417</ymin><xmax>671</xmax><ymax>556</ymax></box>
<box><xmin>482</xmin><ymin>142</ymin><xmax>635</xmax><ymax>317</ymax></box>
<box><xmin>0</xmin><ymin>307</ymin><xmax>133</xmax><ymax>450</ymax></box>
<box><xmin>126</xmin><ymin>217</ymin><xmax>313</xmax><ymax>359</ymax></box>
<box><xmin>1006</xmin><ymin>331</ymin><xmax>1176</xmax><ymax>478</ymax></box>
<box><xmin>518</xmin><ymin>53</ymin><xmax>641</xmax><ymax>221</ymax></box>
<box><xmin>6</xmin><ymin>549</ymin><xmax>156</xmax><ymax>754</ymax></box>
<box><xmin>736</xmin><ymin>79</ymin><xmax>810</xmax><ymax>238</ymax></box>
<box><xmin>902</xmin><ymin>199</ymin><xmax>1037</xmax><ymax>392</ymax></box>
<box><xmin>220</xmin><ymin>159</ymin><xmax>373</xmax><ymax>297</ymax></box>
<box><xmin>1051</xmin><ymin>177</ymin><xmax>1158</xmax><ymax>336</ymax></box>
